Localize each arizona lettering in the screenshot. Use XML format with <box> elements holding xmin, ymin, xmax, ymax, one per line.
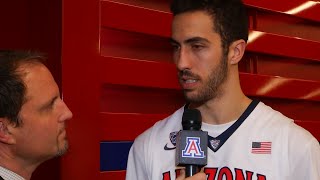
<box><xmin>162</xmin><ymin>167</ymin><xmax>266</xmax><ymax>180</ymax></box>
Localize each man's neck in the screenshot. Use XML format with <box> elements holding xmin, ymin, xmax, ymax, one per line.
<box><xmin>192</xmin><ymin>78</ymin><xmax>252</xmax><ymax>125</ymax></box>
<box><xmin>0</xmin><ymin>150</ymin><xmax>39</xmax><ymax>180</ymax></box>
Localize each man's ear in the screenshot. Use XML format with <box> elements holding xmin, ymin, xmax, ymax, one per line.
<box><xmin>0</xmin><ymin>118</ymin><xmax>16</xmax><ymax>145</ymax></box>
<box><xmin>228</xmin><ymin>39</ymin><xmax>246</xmax><ymax>65</ymax></box>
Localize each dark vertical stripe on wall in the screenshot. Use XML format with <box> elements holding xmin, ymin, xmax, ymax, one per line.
<box><xmin>100</xmin><ymin>141</ymin><xmax>133</xmax><ymax>171</ymax></box>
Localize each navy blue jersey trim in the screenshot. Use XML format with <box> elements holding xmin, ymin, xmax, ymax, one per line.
<box><xmin>208</xmin><ymin>99</ymin><xmax>260</xmax><ymax>152</ymax></box>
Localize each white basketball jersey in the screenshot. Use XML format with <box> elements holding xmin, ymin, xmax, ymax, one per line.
<box><xmin>126</xmin><ymin>101</ymin><xmax>320</xmax><ymax>180</ymax></box>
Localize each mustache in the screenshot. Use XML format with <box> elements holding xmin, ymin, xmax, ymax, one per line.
<box><xmin>59</xmin><ymin>124</ymin><xmax>67</xmax><ymax>134</ymax></box>
<box><xmin>178</xmin><ymin>69</ymin><xmax>200</xmax><ymax>79</ymax></box>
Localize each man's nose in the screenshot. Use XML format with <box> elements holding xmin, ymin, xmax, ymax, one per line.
<box><xmin>175</xmin><ymin>47</ymin><xmax>192</xmax><ymax>71</ymax></box>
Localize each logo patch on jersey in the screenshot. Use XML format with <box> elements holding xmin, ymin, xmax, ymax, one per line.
<box><xmin>251</xmin><ymin>141</ymin><xmax>272</xmax><ymax>154</ymax></box>
<box><xmin>164</xmin><ymin>131</ymin><xmax>178</xmax><ymax>150</ymax></box>
<box><xmin>209</xmin><ymin>139</ymin><xmax>220</xmax><ymax>150</ymax></box>
<box><xmin>182</xmin><ymin>137</ymin><xmax>205</xmax><ymax>158</ymax></box>
<box><xmin>170</xmin><ymin>131</ymin><xmax>178</xmax><ymax>146</ymax></box>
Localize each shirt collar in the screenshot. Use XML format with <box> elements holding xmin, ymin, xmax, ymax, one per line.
<box><xmin>0</xmin><ymin>166</ymin><xmax>25</xmax><ymax>180</ymax></box>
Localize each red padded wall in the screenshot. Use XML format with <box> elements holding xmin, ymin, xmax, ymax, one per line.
<box><xmin>62</xmin><ymin>0</ymin><xmax>100</xmax><ymax>179</ymax></box>
<box><xmin>62</xmin><ymin>0</ymin><xmax>320</xmax><ymax>179</ymax></box>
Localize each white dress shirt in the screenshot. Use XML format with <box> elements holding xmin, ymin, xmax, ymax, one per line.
<box><xmin>0</xmin><ymin>166</ymin><xmax>24</xmax><ymax>180</ymax></box>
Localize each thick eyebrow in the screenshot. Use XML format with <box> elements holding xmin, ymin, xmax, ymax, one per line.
<box><xmin>170</xmin><ymin>37</ymin><xmax>210</xmax><ymax>45</ymax></box>
<box><xmin>185</xmin><ymin>37</ymin><xmax>210</xmax><ymax>44</ymax></box>
<box><xmin>170</xmin><ymin>38</ymin><xmax>179</xmax><ymax>45</ymax></box>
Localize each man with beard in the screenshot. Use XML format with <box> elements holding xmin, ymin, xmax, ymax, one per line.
<box><xmin>0</xmin><ymin>50</ymin><xmax>73</xmax><ymax>180</ymax></box>
<box><xmin>126</xmin><ymin>0</ymin><xmax>320</xmax><ymax>180</ymax></box>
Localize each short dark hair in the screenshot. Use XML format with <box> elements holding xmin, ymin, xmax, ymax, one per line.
<box><xmin>171</xmin><ymin>0</ymin><xmax>249</xmax><ymax>52</ymax></box>
<box><xmin>0</xmin><ymin>50</ymin><xmax>46</xmax><ymax>126</ymax></box>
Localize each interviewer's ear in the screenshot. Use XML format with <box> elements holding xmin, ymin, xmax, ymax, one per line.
<box><xmin>228</xmin><ymin>39</ymin><xmax>246</xmax><ymax>65</ymax></box>
<box><xmin>0</xmin><ymin>118</ymin><xmax>16</xmax><ymax>145</ymax></box>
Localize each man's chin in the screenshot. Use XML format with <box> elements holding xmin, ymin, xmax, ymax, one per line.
<box><xmin>55</xmin><ymin>141</ymin><xmax>69</xmax><ymax>157</ymax></box>
<box><xmin>184</xmin><ymin>92</ymin><xmax>211</xmax><ymax>104</ymax></box>
<box><xmin>184</xmin><ymin>93</ymin><xmax>202</xmax><ymax>103</ymax></box>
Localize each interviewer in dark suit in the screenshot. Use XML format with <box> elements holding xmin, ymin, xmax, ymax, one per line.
<box><xmin>0</xmin><ymin>51</ymin><xmax>73</xmax><ymax>180</ymax></box>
